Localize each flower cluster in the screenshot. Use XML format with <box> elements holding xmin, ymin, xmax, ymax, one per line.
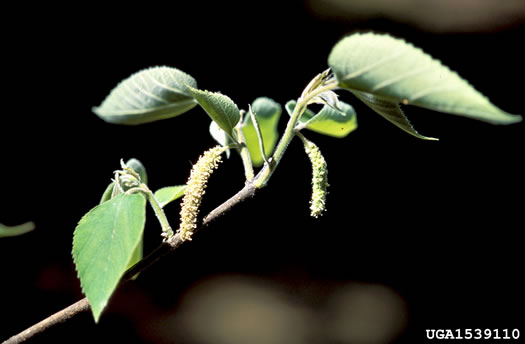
<box><xmin>178</xmin><ymin>146</ymin><xmax>224</xmax><ymax>241</ymax></box>
<box><xmin>304</xmin><ymin>140</ymin><xmax>329</xmax><ymax>218</ymax></box>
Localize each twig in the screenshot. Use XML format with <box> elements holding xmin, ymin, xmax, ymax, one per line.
<box><xmin>2</xmin><ymin>299</ymin><xmax>90</xmax><ymax>344</ymax></box>
<box><xmin>3</xmin><ymin>183</ymin><xmax>256</xmax><ymax>344</ymax></box>
<box><xmin>5</xmin><ymin>68</ymin><xmax>337</xmax><ymax>343</ymax></box>
<box><xmin>203</xmin><ymin>181</ymin><xmax>256</xmax><ymax>225</ymax></box>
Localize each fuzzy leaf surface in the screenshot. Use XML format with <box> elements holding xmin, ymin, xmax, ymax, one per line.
<box><xmin>93</xmin><ymin>66</ymin><xmax>198</xmax><ymax>125</ymax></box>
<box><xmin>242</xmin><ymin>97</ymin><xmax>281</xmax><ymax>166</ymax></box>
<box><xmin>328</xmin><ymin>33</ymin><xmax>522</xmax><ymax>126</ymax></box>
<box><xmin>187</xmin><ymin>86</ymin><xmax>240</xmax><ymax>139</ymax></box>
<box><xmin>72</xmin><ymin>193</ymin><xmax>146</xmax><ymax>322</ymax></box>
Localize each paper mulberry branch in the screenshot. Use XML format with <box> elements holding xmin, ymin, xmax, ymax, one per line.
<box><xmin>3</xmin><ymin>180</ymin><xmax>257</xmax><ymax>344</ymax></box>
<box><xmin>5</xmin><ymin>32</ymin><xmax>521</xmax><ymax>344</ymax></box>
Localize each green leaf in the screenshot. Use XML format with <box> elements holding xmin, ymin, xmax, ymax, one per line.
<box><xmin>72</xmin><ymin>193</ymin><xmax>147</xmax><ymax>322</ymax></box>
<box><xmin>351</xmin><ymin>90</ymin><xmax>437</xmax><ymax>140</ymax></box>
<box><xmin>0</xmin><ymin>222</ymin><xmax>35</xmax><ymax>238</ymax></box>
<box><xmin>247</xmin><ymin>105</ymin><xmax>269</xmax><ymax>165</ymax></box>
<box><xmin>209</xmin><ymin>121</ymin><xmax>232</xmax><ymax>158</ymax></box>
<box><xmin>120</xmin><ymin>158</ymin><xmax>147</xmax><ymax>277</ymax></box>
<box><xmin>286</xmin><ymin>100</ymin><xmax>357</xmax><ymax>138</ymax></box>
<box><xmin>209</xmin><ymin>120</ymin><xmax>231</xmax><ymax>147</ymax></box>
<box><xmin>127</xmin><ymin>233</ymin><xmax>143</xmax><ymax>281</ymax></box>
<box><xmin>99</xmin><ymin>182</ymin><xmax>115</xmax><ymax>204</ymax></box>
<box><xmin>93</xmin><ymin>66</ymin><xmax>198</xmax><ymax>125</ymax></box>
<box><xmin>187</xmin><ymin>86</ymin><xmax>241</xmax><ymax>139</ymax></box>
<box><xmin>242</xmin><ymin>97</ymin><xmax>281</xmax><ymax>167</ymax></box>
<box><xmin>328</xmin><ymin>33</ymin><xmax>522</xmax><ymax>129</ymax></box>
<box><xmin>154</xmin><ymin>185</ymin><xmax>186</xmax><ymax>208</ymax></box>
<box><xmin>99</xmin><ymin>158</ymin><xmax>148</xmax><ymax>279</ymax></box>
<box><xmin>97</xmin><ymin>158</ymin><xmax>148</xmax><ymax>280</ymax></box>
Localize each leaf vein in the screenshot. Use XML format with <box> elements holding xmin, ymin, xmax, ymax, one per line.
<box><xmin>166</xmin><ymin>69</ymin><xmax>188</xmax><ymax>91</ymax></box>
<box><xmin>342</xmin><ymin>49</ymin><xmax>409</xmax><ymax>82</ymax></box>
<box><xmin>121</xmin><ymin>81</ymin><xmax>145</xmax><ymax>108</ymax></box>
<box><xmin>371</xmin><ymin>64</ymin><xmax>432</xmax><ymax>92</ymax></box>
<box><xmin>133</xmin><ymin>74</ymin><xmax>169</xmax><ymax>105</ymax></box>
<box><xmin>409</xmin><ymin>85</ymin><xmax>461</xmax><ymax>102</ymax></box>
<box><xmin>153</xmin><ymin>70</ymin><xmax>187</xmax><ymax>94</ymax></box>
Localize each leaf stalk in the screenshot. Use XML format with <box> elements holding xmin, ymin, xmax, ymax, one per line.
<box><xmin>127</xmin><ymin>184</ymin><xmax>173</xmax><ymax>238</ymax></box>
<box><xmin>234</xmin><ymin>117</ymin><xmax>255</xmax><ymax>180</ymax></box>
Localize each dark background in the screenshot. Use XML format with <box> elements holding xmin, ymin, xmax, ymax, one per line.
<box><xmin>2</xmin><ymin>1</ymin><xmax>523</xmax><ymax>343</ymax></box>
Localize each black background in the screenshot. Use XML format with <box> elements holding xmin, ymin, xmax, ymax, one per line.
<box><xmin>1</xmin><ymin>1</ymin><xmax>523</xmax><ymax>343</ymax></box>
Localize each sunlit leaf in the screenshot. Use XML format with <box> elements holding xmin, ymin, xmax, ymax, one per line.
<box><xmin>242</xmin><ymin>97</ymin><xmax>281</xmax><ymax>166</ymax></box>
<box><xmin>286</xmin><ymin>100</ymin><xmax>357</xmax><ymax>138</ymax></box>
<box><xmin>93</xmin><ymin>66</ymin><xmax>198</xmax><ymax>125</ymax></box>
<box><xmin>72</xmin><ymin>193</ymin><xmax>146</xmax><ymax>322</ymax></box>
<box><xmin>209</xmin><ymin>121</ymin><xmax>232</xmax><ymax>158</ymax></box>
<box><xmin>154</xmin><ymin>185</ymin><xmax>186</xmax><ymax>208</ymax></box>
<box><xmin>328</xmin><ymin>33</ymin><xmax>522</xmax><ymax>135</ymax></box>
<box><xmin>187</xmin><ymin>86</ymin><xmax>240</xmax><ymax>139</ymax></box>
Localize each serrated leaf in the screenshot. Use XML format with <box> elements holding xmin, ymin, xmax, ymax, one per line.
<box><xmin>72</xmin><ymin>193</ymin><xmax>146</xmax><ymax>322</ymax></box>
<box><xmin>0</xmin><ymin>222</ymin><xmax>35</xmax><ymax>238</ymax></box>
<box><xmin>154</xmin><ymin>185</ymin><xmax>186</xmax><ymax>208</ymax></box>
<box><xmin>351</xmin><ymin>90</ymin><xmax>437</xmax><ymax>140</ymax></box>
<box><xmin>286</xmin><ymin>100</ymin><xmax>357</xmax><ymax>138</ymax></box>
<box><xmin>99</xmin><ymin>158</ymin><xmax>148</xmax><ymax>279</ymax></box>
<box><xmin>242</xmin><ymin>97</ymin><xmax>281</xmax><ymax>167</ymax></box>
<box><xmin>328</xmin><ymin>33</ymin><xmax>522</xmax><ymax>126</ymax></box>
<box><xmin>93</xmin><ymin>66</ymin><xmax>198</xmax><ymax>125</ymax></box>
<box><xmin>187</xmin><ymin>86</ymin><xmax>240</xmax><ymax>139</ymax></box>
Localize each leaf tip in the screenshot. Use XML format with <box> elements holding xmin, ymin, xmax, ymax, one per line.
<box><xmin>505</xmin><ymin>113</ymin><xmax>523</xmax><ymax>124</ymax></box>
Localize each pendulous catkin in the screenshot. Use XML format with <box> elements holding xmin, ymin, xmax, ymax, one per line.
<box><xmin>178</xmin><ymin>145</ymin><xmax>225</xmax><ymax>241</ymax></box>
<box><xmin>304</xmin><ymin>140</ymin><xmax>329</xmax><ymax>218</ymax></box>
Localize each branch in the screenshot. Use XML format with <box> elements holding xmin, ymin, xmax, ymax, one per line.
<box><xmin>2</xmin><ymin>299</ymin><xmax>90</xmax><ymax>344</ymax></box>
<box><xmin>203</xmin><ymin>181</ymin><xmax>256</xmax><ymax>225</ymax></box>
<box><xmin>3</xmin><ymin>182</ymin><xmax>257</xmax><ymax>344</ymax></box>
<box><xmin>5</xmin><ymin>68</ymin><xmax>334</xmax><ymax>344</ymax></box>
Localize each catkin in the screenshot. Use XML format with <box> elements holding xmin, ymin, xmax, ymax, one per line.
<box><xmin>178</xmin><ymin>145</ymin><xmax>224</xmax><ymax>241</ymax></box>
<box><xmin>304</xmin><ymin>140</ymin><xmax>329</xmax><ymax>218</ymax></box>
